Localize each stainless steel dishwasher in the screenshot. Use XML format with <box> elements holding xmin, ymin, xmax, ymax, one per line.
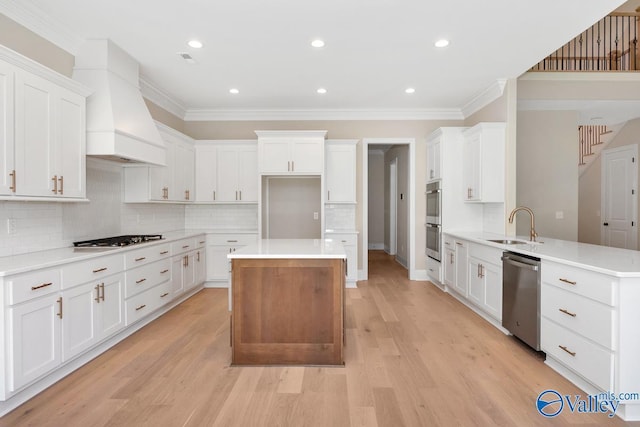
<box><xmin>502</xmin><ymin>251</ymin><xmax>541</xmax><ymax>351</ymax></box>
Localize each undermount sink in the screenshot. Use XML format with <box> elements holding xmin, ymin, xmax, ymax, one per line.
<box><xmin>487</xmin><ymin>239</ymin><xmax>527</xmax><ymax>245</ymax></box>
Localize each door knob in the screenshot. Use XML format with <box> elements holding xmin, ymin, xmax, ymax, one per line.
<box><xmin>603</xmin><ymin>222</ymin><xmax>609</xmax><ymax>226</ymax></box>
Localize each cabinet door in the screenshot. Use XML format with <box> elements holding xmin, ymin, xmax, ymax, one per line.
<box><xmin>56</xmin><ymin>88</ymin><xmax>85</xmax><ymax>198</ymax></box>
<box><xmin>195</xmin><ymin>146</ymin><xmax>217</xmax><ymax>202</ymax></box>
<box><xmin>8</xmin><ymin>294</ymin><xmax>62</xmax><ymax>391</ymax></box>
<box><xmin>62</xmin><ymin>282</ymin><xmax>98</xmax><ymax>361</ymax></box>
<box><xmin>216</xmin><ymin>147</ymin><xmax>240</xmax><ymax>201</ymax></box>
<box><xmin>171</xmin><ymin>255</ymin><xmax>184</xmax><ymax>297</ymax></box>
<box><xmin>463</xmin><ymin>133</ymin><xmax>481</xmax><ymax>201</ymax></box>
<box><xmin>427</xmin><ymin>140</ymin><xmax>441</xmax><ymax>182</ymax></box>
<box><xmin>326</xmin><ymin>145</ymin><xmax>356</xmax><ymax>202</ymax></box>
<box><xmin>99</xmin><ymin>274</ymin><xmax>125</xmax><ymax>339</ymax></box>
<box><xmin>483</xmin><ymin>262</ymin><xmax>502</xmax><ymax>321</ymax></box>
<box><xmin>174</xmin><ymin>142</ymin><xmax>194</xmax><ymax>201</ymax></box>
<box><xmin>344</xmin><ymin>244</ymin><xmax>357</xmax><ymax>282</ymax></box>
<box><xmin>260</xmin><ymin>140</ymin><xmax>290</xmax><ymax>173</ymax></box>
<box><xmin>443</xmin><ymin>247</ymin><xmax>455</xmax><ymax>286</ymax></box>
<box><xmin>0</xmin><ymin>61</ymin><xmax>15</xmax><ymax>195</ymax></box>
<box><xmin>195</xmin><ymin>249</ymin><xmax>207</xmax><ymax>285</ymax></box>
<box><xmin>14</xmin><ymin>71</ymin><xmax>55</xmax><ymax>197</ymax></box>
<box><xmin>468</xmin><ymin>257</ymin><xmax>484</xmax><ymax>307</ymax></box>
<box><xmin>206</xmin><ymin>245</ymin><xmax>231</xmax><ymax>282</ymax></box>
<box><xmin>291</xmin><ymin>140</ymin><xmax>323</xmax><ymax>173</ymax></box>
<box><xmin>184</xmin><ymin>253</ymin><xmax>196</xmax><ymax>291</ymax></box>
<box><xmin>149</xmin><ymin>140</ymin><xmax>173</xmax><ymax>201</ymax></box>
<box><xmin>237</xmin><ymin>146</ymin><xmax>258</xmax><ymax>202</ymax></box>
<box><xmin>454</xmin><ymin>242</ymin><xmax>468</xmax><ymax>296</ymax></box>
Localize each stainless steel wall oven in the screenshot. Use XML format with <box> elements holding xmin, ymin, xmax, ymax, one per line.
<box><xmin>425</xmin><ymin>181</ymin><xmax>442</xmax><ymax>261</ymax></box>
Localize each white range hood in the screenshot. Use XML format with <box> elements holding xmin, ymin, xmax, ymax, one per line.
<box><xmin>72</xmin><ymin>39</ymin><xmax>166</xmax><ymax>166</ymax></box>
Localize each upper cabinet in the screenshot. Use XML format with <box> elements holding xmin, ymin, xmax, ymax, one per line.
<box><xmin>256</xmin><ymin>130</ymin><xmax>326</xmax><ymax>174</ymax></box>
<box><xmin>124</xmin><ymin>123</ymin><xmax>194</xmax><ymax>203</ymax></box>
<box><xmin>325</xmin><ymin>140</ymin><xmax>357</xmax><ymax>203</ymax></box>
<box><xmin>426</xmin><ymin>136</ymin><xmax>441</xmax><ymax>182</ymax></box>
<box><xmin>195</xmin><ymin>141</ymin><xmax>258</xmax><ymax>203</ymax></box>
<box><xmin>462</xmin><ymin>123</ymin><xmax>506</xmax><ymax>203</ymax></box>
<box><xmin>0</xmin><ymin>48</ymin><xmax>90</xmax><ymax>200</ymax></box>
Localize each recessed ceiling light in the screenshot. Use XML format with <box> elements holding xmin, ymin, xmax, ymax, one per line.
<box><xmin>317</xmin><ymin>88</ymin><xmax>327</xmax><ymax>94</ymax></box>
<box><xmin>188</xmin><ymin>39</ymin><xmax>203</xmax><ymax>49</ymax></box>
<box><xmin>229</xmin><ymin>88</ymin><xmax>239</xmax><ymax>94</ymax></box>
<box><xmin>434</xmin><ymin>39</ymin><xmax>450</xmax><ymax>48</ymax></box>
<box><xmin>311</xmin><ymin>39</ymin><xmax>325</xmax><ymax>48</ymax></box>
<box><xmin>405</xmin><ymin>88</ymin><xmax>415</xmax><ymax>94</ymax></box>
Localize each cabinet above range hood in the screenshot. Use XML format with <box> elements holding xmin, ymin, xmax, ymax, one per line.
<box><xmin>72</xmin><ymin>39</ymin><xmax>166</xmax><ymax>166</ymax></box>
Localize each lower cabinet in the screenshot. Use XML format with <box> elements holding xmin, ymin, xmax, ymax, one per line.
<box><xmin>206</xmin><ymin>233</ymin><xmax>258</xmax><ymax>286</ymax></box>
<box><xmin>125</xmin><ymin>281</ymin><xmax>172</xmax><ymax>325</ymax></box>
<box><xmin>325</xmin><ymin>232</ymin><xmax>358</xmax><ymax>285</ymax></box>
<box><xmin>467</xmin><ymin>255</ymin><xmax>502</xmax><ymax>320</ymax></box>
<box><xmin>453</xmin><ymin>240</ymin><xmax>468</xmax><ymax>297</ymax></box>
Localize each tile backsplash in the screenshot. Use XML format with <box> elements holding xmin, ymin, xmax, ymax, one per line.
<box><xmin>185</xmin><ymin>204</ymin><xmax>258</xmax><ymax>230</ymax></box>
<box><xmin>325</xmin><ymin>204</ymin><xmax>356</xmax><ymax>230</ymax></box>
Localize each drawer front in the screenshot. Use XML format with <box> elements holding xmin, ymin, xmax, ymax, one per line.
<box><xmin>125</xmin><ymin>284</ymin><xmax>164</xmax><ymax>325</ymax></box>
<box><xmin>207</xmin><ymin>233</ymin><xmax>258</xmax><ymax>246</ymax></box>
<box><xmin>541</xmin><ymin>283</ymin><xmax>614</xmax><ymax>350</ymax></box>
<box><xmin>124</xmin><ymin>243</ymin><xmax>170</xmax><ymax>268</ymax></box>
<box><xmin>195</xmin><ymin>235</ymin><xmax>207</xmax><ymax>249</ymax></box>
<box><xmin>467</xmin><ymin>242</ymin><xmax>502</xmax><ymax>265</ymax></box>
<box><xmin>125</xmin><ymin>259</ymin><xmax>171</xmax><ymax>298</ymax></box>
<box><xmin>542</xmin><ymin>261</ymin><xmax>616</xmax><ymax>306</ymax></box>
<box><xmin>62</xmin><ymin>254</ymin><xmax>124</xmax><ymax>289</ymax></box>
<box><xmin>8</xmin><ymin>268</ymin><xmax>62</xmax><ymax>305</ymax></box>
<box><xmin>170</xmin><ymin>238</ymin><xmax>197</xmax><ymax>256</ymax></box>
<box><xmin>443</xmin><ymin>234</ymin><xmax>455</xmax><ymax>248</ymax></box>
<box><xmin>541</xmin><ymin>318</ymin><xmax>614</xmax><ymax>391</ymax></box>
<box><xmin>426</xmin><ymin>256</ymin><xmax>441</xmax><ymax>284</ymax></box>
<box><xmin>326</xmin><ymin>233</ymin><xmax>357</xmax><ymax>246</ymax></box>
<box><xmin>156</xmin><ymin>281</ymin><xmax>173</xmax><ymax>307</ymax></box>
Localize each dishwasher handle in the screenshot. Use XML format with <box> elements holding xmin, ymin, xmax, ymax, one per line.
<box><xmin>502</xmin><ymin>256</ymin><xmax>539</xmax><ymax>271</ymax></box>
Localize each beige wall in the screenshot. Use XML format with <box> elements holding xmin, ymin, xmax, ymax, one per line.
<box><xmin>145</xmin><ymin>100</ymin><xmax>186</xmax><ymax>133</ymax></box>
<box><xmin>516</xmin><ymin>110</ymin><xmax>579</xmax><ymax>240</ymax></box>
<box><xmin>367</xmin><ymin>150</ymin><xmax>385</xmax><ymax>248</ymax></box>
<box><xmin>579</xmin><ymin>118</ymin><xmax>640</xmax><ymax>244</ymax></box>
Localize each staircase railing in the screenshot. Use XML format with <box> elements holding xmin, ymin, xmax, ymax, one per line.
<box><xmin>579</xmin><ymin>125</ymin><xmax>611</xmax><ymax>165</ymax></box>
<box><xmin>531</xmin><ymin>12</ymin><xmax>639</xmax><ymax>71</ymax></box>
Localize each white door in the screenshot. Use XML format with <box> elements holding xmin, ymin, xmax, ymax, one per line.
<box><xmin>601</xmin><ymin>146</ymin><xmax>637</xmax><ymax>249</ymax></box>
<box><xmin>389</xmin><ymin>158</ymin><xmax>397</xmax><ymax>255</ymax></box>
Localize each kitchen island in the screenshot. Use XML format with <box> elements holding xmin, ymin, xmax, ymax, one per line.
<box><xmin>228</xmin><ymin>239</ymin><xmax>346</xmax><ymax>366</ymax></box>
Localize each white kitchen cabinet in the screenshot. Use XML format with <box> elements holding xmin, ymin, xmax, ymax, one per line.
<box><xmin>462</xmin><ymin>123</ymin><xmax>505</xmax><ymax>203</ymax></box>
<box><xmin>326</xmin><ymin>232</ymin><xmax>358</xmax><ymax>286</ymax></box>
<box><xmin>325</xmin><ymin>140</ymin><xmax>357</xmax><ymax>203</ymax></box>
<box><xmin>443</xmin><ymin>244</ymin><xmax>455</xmax><ymax>287</ymax></box>
<box><xmin>256</xmin><ymin>131</ymin><xmax>326</xmax><ymax>174</ymax></box>
<box><xmin>453</xmin><ymin>240</ymin><xmax>468</xmax><ymax>297</ymax></box>
<box><xmin>206</xmin><ymin>233</ymin><xmax>258</xmax><ymax>286</ymax></box>
<box><xmin>426</xmin><ymin>136</ymin><xmax>441</xmax><ymax>182</ymax></box>
<box><xmin>216</xmin><ymin>143</ymin><xmax>258</xmax><ymax>202</ymax></box>
<box><xmin>467</xmin><ymin>243</ymin><xmax>503</xmax><ymax>321</ymax></box>
<box><xmin>0</xmin><ymin>60</ymin><xmax>15</xmax><ymax>195</ymax></box>
<box><xmin>194</xmin><ymin>144</ymin><xmax>217</xmax><ymax>202</ymax></box>
<box><xmin>124</xmin><ymin>122</ymin><xmax>195</xmax><ymax>203</ymax></box>
<box><xmin>170</xmin><ymin>237</ymin><xmax>201</xmax><ymax>298</ymax></box>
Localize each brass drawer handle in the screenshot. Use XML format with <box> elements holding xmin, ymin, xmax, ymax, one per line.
<box><xmin>95</xmin><ymin>284</ymin><xmax>100</xmax><ymax>302</ymax></box>
<box><xmin>135</xmin><ymin>304</ymin><xmax>146</xmax><ymax>311</ymax></box>
<box><xmin>160</xmin><ymin>251</ymin><xmax>169</xmax><ymax>255</ymax></box>
<box><xmin>559</xmin><ymin>278</ymin><xmax>577</xmax><ymax>285</ymax></box>
<box><xmin>57</xmin><ymin>297</ymin><xmax>63</xmax><ymax>319</ymax></box>
<box><xmin>51</xmin><ymin>175</ymin><xmax>58</xmax><ymax>193</ymax></box>
<box><xmin>31</xmin><ymin>282</ymin><xmax>53</xmax><ymax>291</ymax></box>
<box><xmin>227</xmin><ymin>240</ymin><xmax>238</xmax><ymax>243</ymax></box>
<box><xmin>135</xmin><ymin>257</ymin><xmax>146</xmax><ymax>262</ymax></box>
<box><xmin>58</xmin><ymin>175</ymin><xmax>63</xmax><ymax>194</ymax></box>
<box><xmin>559</xmin><ymin>308</ymin><xmax>577</xmax><ymax>317</ymax></box>
<box><xmin>136</xmin><ymin>278</ymin><xmax>147</xmax><ymax>284</ymax></box>
<box><xmin>182</xmin><ymin>245</ymin><xmax>190</xmax><ymax>249</ymax></box>
<box><xmin>9</xmin><ymin>169</ymin><xmax>16</xmax><ymax>192</ymax></box>
<box><xmin>100</xmin><ymin>283</ymin><xmax>105</xmax><ymax>301</ymax></box>
<box><xmin>199</xmin><ymin>241</ymin><xmax>206</xmax><ymax>244</ymax></box>
<box><xmin>160</xmin><ymin>292</ymin><xmax>169</xmax><ymax>298</ymax></box>
<box><xmin>558</xmin><ymin>345</ymin><xmax>576</xmax><ymax>357</ymax></box>
<box><xmin>93</xmin><ymin>267</ymin><xmax>107</xmax><ymax>273</ymax></box>
<box><xmin>160</xmin><ymin>269</ymin><xmax>169</xmax><ymax>274</ymax></box>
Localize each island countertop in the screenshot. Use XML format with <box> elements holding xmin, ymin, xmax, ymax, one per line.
<box><xmin>227</xmin><ymin>238</ymin><xmax>347</xmax><ymax>259</ymax></box>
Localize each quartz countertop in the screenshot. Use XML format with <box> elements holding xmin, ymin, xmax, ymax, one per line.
<box><xmin>445</xmin><ymin>230</ymin><xmax>640</xmax><ymax>277</ymax></box>
<box><xmin>228</xmin><ymin>239</ymin><xmax>347</xmax><ymax>259</ymax></box>
<box><xmin>0</xmin><ymin>230</ymin><xmax>207</xmax><ymax>276</ymax></box>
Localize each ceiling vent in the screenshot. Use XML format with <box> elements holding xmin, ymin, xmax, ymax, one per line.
<box><xmin>177</xmin><ymin>52</ymin><xmax>196</xmax><ymax>64</ymax></box>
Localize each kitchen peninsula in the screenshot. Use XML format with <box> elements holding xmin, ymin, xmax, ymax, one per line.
<box><xmin>228</xmin><ymin>239</ymin><xmax>346</xmax><ymax>366</ymax></box>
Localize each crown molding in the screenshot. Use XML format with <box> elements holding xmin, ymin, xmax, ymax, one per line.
<box><xmin>0</xmin><ymin>0</ymin><xmax>84</xmax><ymax>54</ymax></box>
<box><xmin>183</xmin><ymin>108</ymin><xmax>464</xmax><ymax>122</ymax></box>
<box><xmin>461</xmin><ymin>79</ymin><xmax>507</xmax><ymax>118</ymax></box>
<box><xmin>139</xmin><ymin>76</ymin><xmax>188</xmax><ymax>120</ymax></box>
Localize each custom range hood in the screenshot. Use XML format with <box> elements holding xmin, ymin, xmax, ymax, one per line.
<box><xmin>72</xmin><ymin>39</ymin><xmax>166</xmax><ymax>166</ymax></box>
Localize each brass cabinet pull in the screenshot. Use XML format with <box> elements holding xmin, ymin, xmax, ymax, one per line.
<box><xmin>235</xmin><ymin>190</ymin><xmax>238</xmax><ymax>201</ymax></box>
<box><xmin>160</xmin><ymin>269</ymin><xmax>169</xmax><ymax>274</ymax></box>
<box><xmin>185</xmin><ymin>189</ymin><xmax>189</xmax><ymax>200</ymax></box>
<box><xmin>135</xmin><ymin>304</ymin><xmax>146</xmax><ymax>311</ymax></box>
<box><xmin>199</xmin><ymin>241</ymin><xmax>206</xmax><ymax>244</ymax></box>
<box><xmin>559</xmin><ymin>308</ymin><xmax>577</xmax><ymax>317</ymax></box>
<box><xmin>136</xmin><ymin>278</ymin><xmax>146</xmax><ymax>284</ymax></box>
<box><xmin>227</xmin><ymin>240</ymin><xmax>238</xmax><ymax>243</ymax></box>
<box><xmin>52</xmin><ymin>175</ymin><xmax>58</xmax><ymax>193</ymax></box>
<box><xmin>95</xmin><ymin>284</ymin><xmax>100</xmax><ymax>302</ymax></box>
<box><xmin>558</xmin><ymin>345</ymin><xmax>576</xmax><ymax>357</ymax></box>
<box><xmin>135</xmin><ymin>257</ymin><xmax>146</xmax><ymax>262</ymax></box>
<box><xmin>58</xmin><ymin>176</ymin><xmax>63</xmax><ymax>194</ymax></box>
<box><xmin>559</xmin><ymin>278</ymin><xmax>577</xmax><ymax>285</ymax></box>
<box><xmin>93</xmin><ymin>267</ymin><xmax>107</xmax><ymax>273</ymax></box>
<box><xmin>57</xmin><ymin>297</ymin><xmax>63</xmax><ymax>319</ymax></box>
<box><xmin>450</xmin><ymin>253</ymin><xmax>454</xmax><ymax>264</ymax></box>
<box><xmin>479</xmin><ymin>264</ymin><xmax>484</xmax><ymax>279</ymax></box>
<box><xmin>182</xmin><ymin>245</ymin><xmax>190</xmax><ymax>249</ymax></box>
<box><xmin>197</xmin><ymin>251</ymin><xmax>200</xmax><ymax>262</ymax></box>
<box><xmin>160</xmin><ymin>250</ymin><xmax>169</xmax><ymax>255</ymax></box>
<box><xmin>239</xmin><ymin>190</ymin><xmax>242</xmax><ymax>200</ymax></box>
<box><xmin>287</xmin><ymin>161</ymin><xmax>290</xmax><ymax>172</ymax></box>
<box><xmin>160</xmin><ymin>292</ymin><xmax>169</xmax><ymax>298</ymax></box>
<box><xmin>292</xmin><ymin>161</ymin><xmax>294</xmax><ymax>171</ymax></box>
<box><xmin>31</xmin><ymin>282</ymin><xmax>53</xmax><ymax>291</ymax></box>
<box><xmin>456</xmin><ymin>242</ymin><xmax>463</xmax><ymax>246</ymax></box>
<box><xmin>100</xmin><ymin>282</ymin><xmax>105</xmax><ymax>301</ymax></box>
<box><xmin>9</xmin><ymin>170</ymin><xmax>16</xmax><ymax>192</ymax></box>
<box><xmin>213</xmin><ymin>190</ymin><xmax>216</xmax><ymax>201</ymax></box>
<box><xmin>327</xmin><ymin>190</ymin><xmax>330</xmax><ymax>201</ymax></box>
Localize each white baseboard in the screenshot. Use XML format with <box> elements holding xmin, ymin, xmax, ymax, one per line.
<box><xmin>411</xmin><ymin>269</ymin><xmax>428</xmax><ymax>281</ymax></box>
<box><xmin>204</xmin><ymin>281</ymin><xmax>228</xmax><ymax>289</ymax></box>
<box><xmin>368</xmin><ymin>243</ymin><xmax>384</xmax><ymax>250</ymax></box>
<box><xmin>358</xmin><ymin>269</ymin><xmax>366</xmax><ymax>281</ymax></box>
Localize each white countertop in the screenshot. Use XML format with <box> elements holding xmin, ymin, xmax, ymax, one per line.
<box><xmin>228</xmin><ymin>239</ymin><xmax>347</xmax><ymax>259</ymax></box>
<box><xmin>0</xmin><ymin>230</ymin><xmax>207</xmax><ymax>276</ymax></box>
<box><xmin>445</xmin><ymin>230</ymin><xmax>640</xmax><ymax>277</ymax></box>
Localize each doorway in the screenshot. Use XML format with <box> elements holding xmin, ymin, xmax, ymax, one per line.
<box><xmin>389</xmin><ymin>158</ymin><xmax>398</xmax><ymax>255</ymax></box>
<box><xmin>601</xmin><ymin>145</ymin><xmax>637</xmax><ymax>249</ymax></box>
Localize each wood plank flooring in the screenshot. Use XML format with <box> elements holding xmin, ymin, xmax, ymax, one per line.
<box><xmin>1</xmin><ymin>250</ymin><xmax>637</xmax><ymax>426</ymax></box>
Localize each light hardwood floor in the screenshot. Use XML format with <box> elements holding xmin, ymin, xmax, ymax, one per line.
<box><xmin>1</xmin><ymin>251</ymin><xmax>637</xmax><ymax>426</ymax></box>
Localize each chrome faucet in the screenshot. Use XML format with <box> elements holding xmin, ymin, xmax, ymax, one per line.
<box><xmin>508</xmin><ymin>206</ymin><xmax>538</xmax><ymax>242</ymax></box>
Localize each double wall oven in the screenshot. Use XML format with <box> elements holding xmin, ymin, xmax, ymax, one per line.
<box><xmin>425</xmin><ymin>180</ymin><xmax>442</xmax><ymax>261</ymax></box>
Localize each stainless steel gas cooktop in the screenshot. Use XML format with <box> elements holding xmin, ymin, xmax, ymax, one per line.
<box><xmin>73</xmin><ymin>234</ymin><xmax>163</xmax><ymax>248</ymax></box>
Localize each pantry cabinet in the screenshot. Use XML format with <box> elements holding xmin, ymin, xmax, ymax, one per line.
<box><xmin>462</xmin><ymin>123</ymin><xmax>505</xmax><ymax>203</ymax></box>
<box><xmin>325</xmin><ymin>140</ymin><xmax>357</xmax><ymax>203</ymax></box>
<box><xmin>426</xmin><ymin>136</ymin><xmax>441</xmax><ymax>181</ymax></box>
<box><xmin>256</xmin><ymin>130</ymin><xmax>326</xmax><ymax>174</ymax></box>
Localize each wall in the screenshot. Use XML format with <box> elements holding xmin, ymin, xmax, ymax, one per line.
<box><xmin>367</xmin><ymin>150</ymin><xmax>385</xmax><ymax>249</ymax></box>
<box><xmin>516</xmin><ymin>110</ymin><xmax>579</xmax><ymax>240</ymax></box>
<box><xmin>579</xmin><ymin>118</ymin><xmax>640</xmax><ymax>244</ymax></box>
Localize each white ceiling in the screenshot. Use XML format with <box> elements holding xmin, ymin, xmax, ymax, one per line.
<box><xmin>1</xmin><ymin>0</ymin><xmax>629</xmax><ymax>120</ymax></box>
